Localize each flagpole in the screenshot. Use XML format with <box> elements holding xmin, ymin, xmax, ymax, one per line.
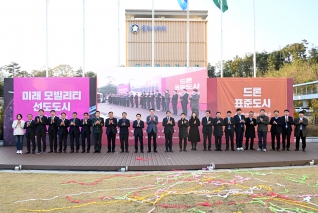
<box><xmin>186</xmin><ymin>0</ymin><xmax>189</xmax><ymax>68</ymax></box>
<box><xmin>46</xmin><ymin>0</ymin><xmax>49</xmax><ymax>77</ymax></box>
<box><xmin>118</xmin><ymin>0</ymin><xmax>120</xmax><ymax>67</ymax></box>
<box><xmin>253</xmin><ymin>0</ymin><xmax>256</xmax><ymax>78</ymax></box>
<box><xmin>82</xmin><ymin>0</ymin><xmax>85</xmax><ymax>77</ymax></box>
<box><xmin>220</xmin><ymin>0</ymin><xmax>223</xmax><ymax>78</ymax></box>
<box><xmin>152</xmin><ymin>0</ymin><xmax>154</xmax><ymax>67</ymax></box>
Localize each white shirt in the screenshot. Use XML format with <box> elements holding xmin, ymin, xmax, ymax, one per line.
<box><xmin>300</xmin><ymin>117</ymin><xmax>303</xmax><ymax>130</ymax></box>
<box><xmin>12</xmin><ymin>120</ymin><xmax>25</xmax><ymax>135</ymax></box>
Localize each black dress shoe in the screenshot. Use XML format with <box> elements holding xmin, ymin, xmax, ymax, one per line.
<box><xmin>287</xmin><ymin>149</ymin><xmax>290</xmax><ymax>151</ymax></box>
<box><xmin>277</xmin><ymin>149</ymin><xmax>281</xmax><ymax>152</ymax></box>
<box><xmin>170</xmin><ymin>150</ymin><xmax>173</xmax><ymax>152</ymax></box>
<box><xmin>215</xmin><ymin>149</ymin><xmax>218</xmax><ymax>151</ymax></box>
<box><xmin>120</xmin><ymin>150</ymin><xmax>124</xmax><ymax>153</ymax></box>
<box><xmin>93</xmin><ymin>150</ymin><xmax>98</xmax><ymax>153</ymax></box>
<box><xmin>48</xmin><ymin>151</ymin><xmax>53</xmax><ymax>153</ymax></box>
<box><xmin>183</xmin><ymin>149</ymin><xmax>187</xmax><ymax>152</ymax></box>
<box><xmin>112</xmin><ymin>150</ymin><xmax>115</xmax><ymax>153</ymax></box>
<box><xmin>125</xmin><ymin>150</ymin><xmax>129</xmax><ymax>153</ymax></box>
<box><xmin>294</xmin><ymin>149</ymin><xmax>299</xmax><ymax>151</ymax></box>
<box><xmin>303</xmin><ymin>149</ymin><xmax>306</xmax><ymax>152</ymax></box>
<box><xmin>25</xmin><ymin>151</ymin><xmax>30</xmax><ymax>154</ymax></box>
<box><xmin>107</xmin><ymin>151</ymin><xmax>111</xmax><ymax>153</ymax></box>
<box><xmin>147</xmin><ymin>150</ymin><xmax>151</xmax><ymax>153</ymax></box>
<box><xmin>219</xmin><ymin>149</ymin><xmax>222</xmax><ymax>151</ymax></box>
<box><xmin>245</xmin><ymin>148</ymin><xmax>248</xmax><ymax>150</ymax></box>
<box><xmin>63</xmin><ymin>150</ymin><xmax>67</xmax><ymax>153</ymax></box>
<box><xmin>250</xmin><ymin>148</ymin><xmax>255</xmax><ymax>150</ymax></box>
<box><xmin>231</xmin><ymin>149</ymin><xmax>235</xmax><ymax>151</ymax></box>
<box><xmin>76</xmin><ymin>150</ymin><xmax>79</xmax><ymax>153</ymax></box>
<box><xmin>203</xmin><ymin>149</ymin><xmax>207</xmax><ymax>151</ymax></box>
<box><xmin>54</xmin><ymin>151</ymin><xmax>57</xmax><ymax>153</ymax></box>
<box><xmin>134</xmin><ymin>150</ymin><xmax>138</xmax><ymax>153</ymax></box>
<box><xmin>270</xmin><ymin>149</ymin><xmax>275</xmax><ymax>151</ymax></box>
<box><xmin>58</xmin><ymin>150</ymin><xmax>62</xmax><ymax>153</ymax></box>
<box><xmin>165</xmin><ymin>150</ymin><xmax>169</xmax><ymax>152</ymax></box>
<box><xmin>179</xmin><ymin>149</ymin><xmax>182</xmax><ymax>152</ymax></box>
<box><xmin>32</xmin><ymin>151</ymin><xmax>35</xmax><ymax>154</ymax></box>
<box><xmin>87</xmin><ymin>150</ymin><xmax>90</xmax><ymax>153</ymax></box>
<box><xmin>81</xmin><ymin>150</ymin><xmax>85</xmax><ymax>153</ymax></box>
<box><xmin>225</xmin><ymin>148</ymin><xmax>229</xmax><ymax>151</ymax></box>
<box><xmin>208</xmin><ymin>149</ymin><xmax>211</xmax><ymax>151</ymax></box>
<box><xmin>69</xmin><ymin>150</ymin><xmax>74</xmax><ymax>153</ymax></box>
<box><xmin>154</xmin><ymin>150</ymin><xmax>157</xmax><ymax>153</ymax></box>
<box><xmin>141</xmin><ymin>151</ymin><xmax>144</xmax><ymax>153</ymax></box>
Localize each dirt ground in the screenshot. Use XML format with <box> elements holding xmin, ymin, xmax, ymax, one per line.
<box><xmin>1</xmin><ymin>166</ymin><xmax>318</xmax><ymax>213</ymax></box>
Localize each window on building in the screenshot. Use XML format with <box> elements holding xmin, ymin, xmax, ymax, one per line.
<box><xmin>194</xmin><ymin>64</ymin><xmax>199</xmax><ymax>67</ymax></box>
<box><xmin>145</xmin><ymin>64</ymin><xmax>150</xmax><ymax>67</ymax></box>
<box><xmin>135</xmin><ymin>64</ymin><xmax>141</xmax><ymax>67</ymax></box>
<box><xmin>174</xmin><ymin>64</ymin><xmax>180</xmax><ymax>67</ymax></box>
<box><xmin>165</xmin><ymin>64</ymin><xmax>170</xmax><ymax>67</ymax></box>
<box><xmin>155</xmin><ymin>64</ymin><xmax>160</xmax><ymax>67</ymax></box>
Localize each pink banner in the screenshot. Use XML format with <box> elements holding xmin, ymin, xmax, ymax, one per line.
<box><xmin>117</xmin><ymin>84</ymin><xmax>130</xmax><ymax>93</ymax></box>
<box><xmin>14</xmin><ymin>78</ymin><xmax>90</xmax><ymax>119</ymax></box>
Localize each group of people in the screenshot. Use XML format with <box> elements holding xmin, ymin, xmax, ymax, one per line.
<box><xmin>107</xmin><ymin>88</ymin><xmax>200</xmax><ymax>117</ymax></box>
<box><xmin>12</xmin><ymin>108</ymin><xmax>308</xmax><ymax>154</ymax></box>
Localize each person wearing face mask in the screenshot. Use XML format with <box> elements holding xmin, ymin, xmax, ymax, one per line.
<box><xmin>281</xmin><ymin>109</ymin><xmax>294</xmax><ymax>151</ymax></box>
<box><xmin>245</xmin><ymin>111</ymin><xmax>257</xmax><ymax>150</ymax></box>
<box><xmin>270</xmin><ymin>110</ymin><xmax>283</xmax><ymax>152</ymax></box>
<box><xmin>12</xmin><ymin>114</ymin><xmax>25</xmax><ymax>154</ymax></box>
<box><xmin>189</xmin><ymin>89</ymin><xmax>200</xmax><ymax>118</ymax></box>
<box><xmin>24</xmin><ymin>114</ymin><xmax>36</xmax><ymax>154</ymax></box>
<box><xmin>256</xmin><ymin>109</ymin><xmax>269</xmax><ymax>152</ymax></box>
<box><xmin>47</xmin><ymin>110</ymin><xmax>59</xmax><ymax>153</ymax></box>
<box><xmin>294</xmin><ymin>110</ymin><xmax>308</xmax><ymax>152</ymax></box>
<box><xmin>178</xmin><ymin>113</ymin><xmax>189</xmax><ymax>152</ymax></box>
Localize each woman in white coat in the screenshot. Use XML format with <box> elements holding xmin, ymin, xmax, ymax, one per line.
<box><xmin>12</xmin><ymin>114</ymin><xmax>25</xmax><ymax>154</ymax></box>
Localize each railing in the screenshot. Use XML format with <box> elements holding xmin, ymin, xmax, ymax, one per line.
<box><xmin>293</xmin><ymin>81</ymin><xmax>318</xmax><ymax>100</ymax></box>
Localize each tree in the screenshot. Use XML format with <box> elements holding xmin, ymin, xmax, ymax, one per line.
<box><xmin>207</xmin><ymin>63</ymin><xmax>218</xmax><ymax>78</ymax></box>
<box><xmin>85</xmin><ymin>71</ymin><xmax>97</xmax><ymax>78</ymax></box>
<box><xmin>311</xmin><ymin>99</ymin><xmax>318</xmax><ymax>125</ymax></box>
<box><xmin>51</xmin><ymin>64</ymin><xmax>75</xmax><ymax>77</ymax></box>
<box><xmin>75</xmin><ymin>67</ymin><xmax>83</xmax><ymax>77</ymax></box>
<box><xmin>98</xmin><ymin>84</ymin><xmax>117</xmax><ymax>95</ymax></box>
<box><xmin>256</xmin><ymin>51</ymin><xmax>269</xmax><ymax>75</ymax></box>
<box><xmin>6</xmin><ymin>62</ymin><xmax>21</xmax><ymax>78</ymax></box>
<box><xmin>15</xmin><ymin>70</ymin><xmax>31</xmax><ymax>77</ymax></box>
<box><xmin>0</xmin><ymin>82</ymin><xmax>3</xmax><ymax>97</ymax></box>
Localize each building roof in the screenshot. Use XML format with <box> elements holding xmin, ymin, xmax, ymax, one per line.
<box><xmin>125</xmin><ymin>9</ymin><xmax>208</xmax><ymax>20</ymax></box>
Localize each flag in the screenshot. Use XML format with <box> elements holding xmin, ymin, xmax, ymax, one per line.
<box><xmin>213</xmin><ymin>0</ymin><xmax>228</xmax><ymax>12</ymax></box>
<box><xmin>177</xmin><ymin>0</ymin><xmax>187</xmax><ymax>10</ymax></box>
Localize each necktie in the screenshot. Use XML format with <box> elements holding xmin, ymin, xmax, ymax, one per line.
<box><xmin>285</xmin><ymin>116</ymin><xmax>288</xmax><ymax>128</ymax></box>
<box><xmin>300</xmin><ymin>118</ymin><xmax>303</xmax><ymax>130</ymax></box>
<box><xmin>228</xmin><ymin>117</ymin><xmax>230</xmax><ymax>129</ymax></box>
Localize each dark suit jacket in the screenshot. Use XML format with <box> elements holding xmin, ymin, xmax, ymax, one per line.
<box><xmin>146</xmin><ymin>115</ymin><xmax>158</xmax><ymax>133</ymax></box>
<box><xmin>69</xmin><ymin>118</ymin><xmax>81</xmax><ymax>134</ymax></box>
<box><xmin>57</xmin><ymin>119</ymin><xmax>69</xmax><ymax>135</ymax></box>
<box><xmin>105</xmin><ymin>118</ymin><xmax>117</xmax><ymax>135</ymax></box>
<box><xmin>172</xmin><ymin>94</ymin><xmax>178</xmax><ymax>105</ymax></box>
<box><xmin>178</xmin><ymin>119</ymin><xmax>189</xmax><ymax>138</ymax></box>
<box><xmin>281</xmin><ymin>116</ymin><xmax>294</xmax><ymax>133</ymax></box>
<box><xmin>47</xmin><ymin>116</ymin><xmax>59</xmax><ymax>133</ymax></box>
<box><xmin>34</xmin><ymin>116</ymin><xmax>48</xmax><ymax>134</ymax></box>
<box><xmin>294</xmin><ymin>117</ymin><xmax>308</xmax><ymax>137</ymax></box>
<box><xmin>234</xmin><ymin>114</ymin><xmax>245</xmax><ymax>132</ymax></box>
<box><xmin>245</xmin><ymin>117</ymin><xmax>257</xmax><ymax>138</ymax></box>
<box><xmin>24</xmin><ymin>120</ymin><xmax>35</xmax><ymax>136</ymax></box>
<box><xmin>181</xmin><ymin>93</ymin><xmax>189</xmax><ymax>104</ymax></box>
<box><xmin>133</xmin><ymin>120</ymin><xmax>144</xmax><ymax>136</ymax></box>
<box><xmin>118</xmin><ymin>118</ymin><xmax>130</xmax><ymax>136</ymax></box>
<box><xmin>270</xmin><ymin>117</ymin><xmax>283</xmax><ymax>133</ymax></box>
<box><xmin>162</xmin><ymin>117</ymin><xmax>175</xmax><ymax>134</ymax></box>
<box><xmin>92</xmin><ymin>117</ymin><xmax>104</xmax><ymax>134</ymax></box>
<box><xmin>256</xmin><ymin>115</ymin><xmax>269</xmax><ymax>132</ymax></box>
<box><xmin>223</xmin><ymin>117</ymin><xmax>235</xmax><ymax>133</ymax></box>
<box><xmin>80</xmin><ymin>119</ymin><xmax>92</xmax><ymax>135</ymax></box>
<box><xmin>213</xmin><ymin>117</ymin><xmax>224</xmax><ymax>136</ymax></box>
<box><xmin>201</xmin><ymin>116</ymin><xmax>213</xmax><ymax>134</ymax></box>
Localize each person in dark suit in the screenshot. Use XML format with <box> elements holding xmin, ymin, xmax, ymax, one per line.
<box><xmin>133</xmin><ymin>113</ymin><xmax>144</xmax><ymax>153</ymax></box>
<box><xmin>142</xmin><ymin>92</ymin><xmax>147</xmax><ymax>108</ymax></box>
<box><xmin>125</xmin><ymin>92</ymin><xmax>130</xmax><ymax>107</ymax></box>
<box><xmin>130</xmin><ymin>92</ymin><xmax>134</xmax><ymax>108</ymax></box>
<box><xmin>189</xmin><ymin>89</ymin><xmax>200</xmax><ymax>118</ymax></box>
<box><xmin>146</xmin><ymin>109</ymin><xmax>158</xmax><ymax>152</ymax></box>
<box><xmin>57</xmin><ymin>112</ymin><xmax>69</xmax><ymax>153</ymax></box>
<box><xmin>245</xmin><ymin>111</ymin><xmax>257</xmax><ymax>150</ymax></box>
<box><xmin>172</xmin><ymin>90</ymin><xmax>178</xmax><ymax>115</ymax></box>
<box><xmin>202</xmin><ymin>110</ymin><xmax>213</xmax><ymax>151</ymax></box>
<box><xmin>24</xmin><ymin>114</ymin><xmax>36</xmax><ymax>154</ymax></box>
<box><xmin>151</xmin><ymin>91</ymin><xmax>155</xmax><ymax>109</ymax></box>
<box><xmin>188</xmin><ymin>112</ymin><xmax>200</xmax><ymax>150</ymax></box>
<box><xmin>281</xmin><ymin>109</ymin><xmax>294</xmax><ymax>151</ymax></box>
<box><xmin>80</xmin><ymin>112</ymin><xmax>92</xmax><ymax>153</ymax></box>
<box><xmin>213</xmin><ymin>112</ymin><xmax>224</xmax><ymax>151</ymax></box>
<box><xmin>92</xmin><ymin>111</ymin><xmax>104</xmax><ymax>153</ymax></box>
<box><xmin>34</xmin><ymin>109</ymin><xmax>48</xmax><ymax>154</ymax></box>
<box><xmin>224</xmin><ymin>111</ymin><xmax>235</xmax><ymax>151</ymax></box>
<box><xmin>118</xmin><ymin>112</ymin><xmax>130</xmax><ymax>153</ymax></box>
<box><xmin>161</xmin><ymin>91</ymin><xmax>166</xmax><ymax>111</ymax></box>
<box><xmin>47</xmin><ymin>110</ymin><xmax>59</xmax><ymax>153</ymax></box>
<box><xmin>270</xmin><ymin>110</ymin><xmax>283</xmax><ymax>151</ymax></box>
<box><xmin>155</xmin><ymin>90</ymin><xmax>161</xmax><ymax>111</ymax></box>
<box><xmin>134</xmin><ymin>93</ymin><xmax>139</xmax><ymax>108</ymax></box>
<box><xmin>234</xmin><ymin>108</ymin><xmax>245</xmax><ymax>151</ymax></box>
<box><xmin>162</xmin><ymin>111</ymin><xmax>175</xmax><ymax>152</ymax></box>
<box><xmin>140</xmin><ymin>93</ymin><xmax>144</xmax><ymax>108</ymax></box>
<box><xmin>165</xmin><ymin>90</ymin><xmax>171</xmax><ymax>112</ymax></box>
<box><xmin>294</xmin><ymin>111</ymin><xmax>308</xmax><ymax>151</ymax></box>
<box><xmin>256</xmin><ymin>109</ymin><xmax>269</xmax><ymax>152</ymax></box>
<box><xmin>105</xmin><ymin>111</ymin><xmax>117</xmax><ymax>153</ymax></box>
<box><xmin>146</xmin><ymin>92</ymin><xmax>151</xmax><ymax>110</ymax></box>
<box><xmin>69</xmin><ymin>112</ymin><xmax>81</xmax><ymax>153</ymax></box>
<box><xmin>180</xmin><ymin>89</ymin><xmax>189</xmax><ymax>116</ymax></box>
<box><xmin>178</xmin><ymin>113</ymin><xmax>189</xmax><ymax>151</ymax></box>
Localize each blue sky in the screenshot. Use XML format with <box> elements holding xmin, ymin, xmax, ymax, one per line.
<box><xmin>0</xmin><ymin>0</ymin><xmax>317</xmax><ymax>73</ymax></box>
